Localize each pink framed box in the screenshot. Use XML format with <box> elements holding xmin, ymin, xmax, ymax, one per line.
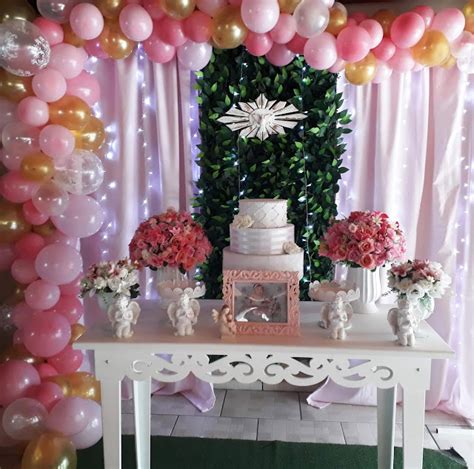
<box><xmin>222</xmin><ymin>270</ymin><xmax>300</xmax><ymax>336</ymax></box>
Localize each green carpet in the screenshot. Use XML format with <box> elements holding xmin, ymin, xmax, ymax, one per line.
<box><xmin>78</xmin><ymin>436</ymin><xmax>466</xmax><ymax>469</ymax></box>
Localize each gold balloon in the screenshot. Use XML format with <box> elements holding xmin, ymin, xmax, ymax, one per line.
<box><xmin>161</xmin><ymin>0</ymin><xmax>195</xmax><ymax>20</ymax></box>
<box><xmin>69</xmin><ymin>324</ymin><xmax>86</xmax><ymax>344</ymax></box>
<box><xmin>464</xmin><ymin>1</ymin><xmax>474</xmax><ymax>18</ymax></box>
<box><xmin>345</xmin><ymin>52</ymin><xmax>377</xmax><ymax>86</ymax></box>
<box><xmin>326</xmin><ymin>7</ymin><xmax>347</xmax><ymax>36</ymax></box>
<box><xmin>46</xmin><ymin>372</ymin><xmax>101</xmax><ymax>403</ymax></box>
<box><xmin>0</xmin><ymin>200</ymin><xmax>31</xmax><ymax>244</ymax></box>
<box><xmin>372</xmin><ymin>9</ymin><xmax>396</xmax><ymax>37</ymax></box>
<box><xmin>278</xmin><ymin>0</ymin><xmax>301</xmax><ymax>14</ymax></box>
<box><xmin>21</xmin><ymin>432</ymin><xmax>77</xmax><ymax>469</ymax></box>
<box><xmin>49</xmin><ymin>95</ymin><xmax>92</xmax><ymax>131</ymax></box>
<box><xmin>96</xmin><ymin>0</ymin><xmax>124</xmax><ymax>19</ymax></box>
<box><xmin>21</xmin><ymin>152</ymin><xmax>54</xmax><ymax>183</ymax></box>
<box><xmin>0</xmin><ymin>344</ymin><xmax>44</xmax><ymax>365</ymax></box>
<box><xmin>99</xmin><ymin>20</ymin><xmax>136</xmax><ymax>60</ymax></box>
<box><xmin>441</xmin><ymin>54</ymin><xmax>457</xmax><ymax>69</ymax></box>
<box><xmin>466</xmin><ymin>16</ymin><xmax>474</xmax><ymax>34</ymax></box>
<box><xmin>411</xmin><ymin>30</ymin><xmax>450</xmax><ymax>67</ymax></box>
<box><xmin>0</xmin><ymin>0</ymin><xmax>36</xmax><ymax>23</ymax></box>
<box><xmin>72</xmin><ymin>116</ymin><xmax>106</xmax><ymax>152</ymax></box>
<box><xmin>63</xmin><ymin>23</ymin><xmax>86</xmax><ymax>47</ymax></box>
<box><xmin>33</xmin><ymin>220</ymin><xmax>56</xmax><ymax>237</ymax></box>
<box><xmin>212</xmin><ymin>6</ymin><xmax>248</xmax><ymax>49</ymax></box>
<box><xmin>0</xmin><ymin>70</ymin><xmax>33</xmax><ymax>103</ymax></box>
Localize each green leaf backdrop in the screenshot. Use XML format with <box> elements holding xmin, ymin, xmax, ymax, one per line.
<box><xmin>194</xmin><ymin>48</ymin><xmax>351</xmax><ymax>299</ymax></box>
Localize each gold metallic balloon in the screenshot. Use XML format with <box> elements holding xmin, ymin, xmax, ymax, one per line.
<box><xmin>21</xmin><ymin>432</ymin><xmax>77</xmax><ymax>469</ymax></box>
<box><xmin>464</xmin><ymin>1</ymin><xmax>474</xmax><ymax>18</ymax></box>
<box><xmin>161</xmin><ymin>0</ymin><xmax>195</xmax><ymax>20</ymax></box>
<box><xmin>46</xmin><ymin>372</ymin><xmax>101</xmax><ymax>403</ymax></box>
<box><xmin>49</xmin><ymin>95</ymin><xmax>92</xmax><ymax>132</ymax></box>
<box><xmin>326</xmin><ymin>7</ymin><xmax>347</xmax><ymax>36</ymax></box>
<box><xmin>465</xmin><ymin>16</ymin><xmax>474</xmax><ymax>34</ymax></box>
<box><xmin>33</xmin><ymin>220</ymin><xmax>56</xmax><ymax>237</ymax></box>
<box><xmin>0</xmin><ymin>70</ymin><xmax>33</xmax><ymax>103</ymax></box>
<box><xmin>278</xmin><ymin>0</ymin><xmax>301</xmax><ymax>15</ymax></box>
<box><xmin>212</xmin><ymin>6</ymin><xmax>248</xmax><ymax>50</ymax></box>
<box><xmin>69</xmin><ymin>324</ymin><xmax>86</xmax><ymax>344</ymax></box>
<box><xmin>21</xmin><ymin>152</ymin><xmax>54</xmax><ymax>183</ymax></box>
<box><xmin>372</xmin><ymin>9</ymin><xmax>396</xmax><ymax>37</ymax></box>
<box><xmin>441</xmin><ymin>54</ymin><xmax>457</xmax><ymax>69</ymax></box>
<box><xmin>0</xmin><ymin>0</ymin><xmax>36</xmax><ymax>23</ymax></box>
<box><xmin>5</xmin><ymin>283</ymin><xmax>26</xmax><ymax>305</ymax></box>
<box><xmin>99</xmin><ymin>20</ymin><xmax>136</xmax><ymax>60</ymax></box>
<box><xmin>411</xmin><ymin>30</ymin><xmax>450</xmax><ymax>67</ymax></box>
<box><xmin>0</xmin><ymin>344</ymin><xmax>44</xmax><ymax>365</ymax></box>
<box><xmin>63</xmin><ymin>23</ymin><xmax>86</xmax><ymax>47</ymax></box>
<box><xmin>0</xmin><ymin>200</ymin><xmax>31</xmax><ymax>244</ymax></box>
<box><xmin>96</xmin><ymin>0</ymin><xmax>124</xmax><ymax>19</ymax></box>
<box><xmin>72</xmin><ymin>116</ymin><xmax>106</xmax><ymax>152</ymax></box>
<box><xmin>345</xmin><ymin>52</ymin><xmax>377</xmax><ymax>86</ymax></box>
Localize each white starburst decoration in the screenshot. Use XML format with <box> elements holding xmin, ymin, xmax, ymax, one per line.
<box><xmin>217</xmin><ymin>94</ymin><xmax>307</xmax><ymax>141</ymax></box>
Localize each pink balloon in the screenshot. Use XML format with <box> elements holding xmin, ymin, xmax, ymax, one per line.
<box><xmin>245</xmin><ymin>32</ymin><xmax>273</xmax><ymax>56</ymax></box>
<box><xmin>0</xmin><ymin>244</ymin><xmax>15</xmax><ymax>271</ymax></box>
<box><xmin>32</xmin><ymin>69</ymin><xmax>67</xmax><ymax>103</ymax></box>
<box><xmin>228</xmin><ymin>0</ymin><xmax>242</xmax><ymax>5</ymax></box>
<box><xmin>0</xmin><ymin>98</ymin><xmax>17</xmax><ymax>135</ymax></box>
<box><xmin>337</xmin><ymin>25</ymin><xmax>371</xmax><ymax>62</ymax></box>
<box><xmin>143</xmin><ymin>29</ymin><xmax>177</xmax><ymax>63</ymax></box>
<box><xmin>157</xmin><ymin>17</ymin><xmax>187</xmax><ymax>47</ymax></box>
<box><xmin>349</xmin><ymin>12</ymin><xmax>367</xmax><ymax>24</ymax></box>
<box><xmin>49</xmin><ymin>44</ymin><xmax>87</xmax><ymax>79</ymax></box>
<box><xmin>270</xmin><ymin>13</ymin><xmax>296</xmax><ymax>45</ymax></box>
<box><xmin>48</xmin><ymin>345</ymin><xmax>83</xmax><ymax>374</ymax></box>
<box><xmin>0</xmin><ymin>360</ymin><xmax>40</xmax><ymax>406</ymax></box>
<box><xmin>66</xmin><ymin>72</ymin><xmax>100</xmax><ymax>107</ymax></box>
<box><xmin>119</xmin><ymin>4</ymin><xmax>153</xmax><ymax>41</ymax></box>
<box><xmin>47</xmin><ymin>397</ymin><xmax>89</xmax><ymax>436</ymax></box>
<box><xmin>11</xmin><ymin>259</ymin><xmax>38</xmax><ymax>284</ymax></box>
<box><xmin>51</xmin><ymin>194</ymin><xmax>104</xmax><ymax>238</ymax></box>
<box><xmin>0</xmin><ymin>171</ymin><xmax>40</xmax><ymax>204</ymax></box>
<box><xmin>2</xmin><ymin>122</ymin><xmax>40</xmax><ymax>155</ymax></box>
<box><xmin>359</xmin><ymin>19</ymin><xmax>383</xmax><ymax>49</ymax></box>
<box><xmin>35</xmin><ymin>244</ymin><xmax>82</xmax><ymax>285</ymax></box>
<box><xmin>287</xmin><ymin>33</ymin><xmax>307</xmax><ymax>54</ymax></box>
<box><xmin>84</xmin><ymin>39</ymin><xmax>109</xmax><ymax>59</ymax></box>
<box><xmin>451</xmin><ymin>31</ymin><xmax>474</xmax><ymax>59</ymax></box>
<box><xmin>431</xmin><ymin>8</ymin><xmax>465</xmax><ymax>42</ymax></box>
<box><xmin>390</xmin><ymin>12</ymin><xmax>425</xmax><ymax>49</ymax></box>
<box><xmin>143</xmin><ymin>0</ymin><xmax>166</xmax><ymax>20</ymax></box>
<box><xmin>39</xmin><ymin>125</ymin><xmax>75</xmax><ymax>159</ymax></box>
<box><xmin>46</xmin><ymin>230</ymin><xmax>78</xmax><ymax>246</ymax></box>
<box><xmin>0</xmin><ymin>150</ymin><xmax>23</xmax><ymax>171</ymax></box>
<box><xmin>25</xmin><ymin>382</ymin><xmax>64</xmax><ymax>411</ymax></box>
<box><xmin>70</xmin><ymin>3</ymin><xmax>104</xmax><ymax>40</ymax></box>
<box><xmin>59</xmin><ymin>274</ymin><xmax>82</xmax><ymax>296</ymax></box>
<box><xmin>33</xmin><ymin>182</ymin><xmax>70</xmax><ymax>218</ymax></box>
<box><xmin>12</xmin><ymin>302</ymin><xmax>34</xmax><ymax>328</ymax></box>
<box><xmin>33</xmin><ymin>17</ymin><xmax>64</xmax><ymax>46</ymax></box>
<box><xmin>183</xmin><ymin>11</ymin><xmax>212</xmax><ymax>43</ymax></box>
<box><xmin>46</xmin><ymin>295</ymin><xmax>84</xmax><ymax>324</ymax></box>
<box><xmin>13</xmin><ymin>329</ymin><xmax>23</xmax><ymax>344</ymax></box>
<box><xmin>24</xmin><ymin>280</ymin><xmax>61</xmax><ymax>311</ymax></box>
<box><xmin>373</xmin><ymin>37</ymin><xmax>396</xmax><ymax>62</ymax></box>
<box><xmin>35</xmin><ymin>363</ymin><xmax>58</xmax><ymax>379</ymax></box>
<box><xmin>23</xmin><ymin>310</ymin><xmax>70</xmax><ymax>357</ymax></box>
<box><xmin>69</xmin><ymin>399</ymin><xmax>102</xmax><ymax>449</ymax></box>
<box><xmin>22</xmin><ymin>200</ymin><xmax>49</xmax><ymax>225</ymax></box>
<box><xmin>266</xmin><ymin>43</ymin><xmax>295</xmax><ymax>66</ymax></box>
<box><xmin>304</xmin><ymin>31</ymin><xmax>337</xmax><ymax>70</ymax></box>
<box><xmin>196</xmin><ymin>0</ymin><xmax>226</xmax><ymax>16</ymax></box>
<box><xmin>14</xmin><ymin>233</ymin><xmax>46</xmax><ymax>260</ymax></box>
<box><xmin>17</xmin><ymin>97</ymin><xmax>49</xmax><ymax>127</ymax></box>
<box><xmin>177</xmin><ymin>41</ymin><xmax>212</xmax><ymax>70</ymax></box>
<box><xmin>389</xmin><ymin>48</ymin><xmax>415</xmax><ymax>72</ymax></box>
<box><xmin>411</xmin><ymin>6</ymin><xmax>434</xmax><ymax>28</ymax></box>
<box><xmin>0</xmin><ymin>409</ymin><xmax>17</xmax><ymax>448</ymax></box>
<box><xmin>2</xmin><ymin>398</ymin><xmax>47</xmax><ymax>441</ymax></box>
<box><xmin>241</xmin><ymin>0</ymin><xmax>279</xmax><ymax>34</ymax></box>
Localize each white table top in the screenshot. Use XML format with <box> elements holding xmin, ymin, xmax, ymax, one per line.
<box><xmin>76</xmin><ymin>300</ymin><xmax>454</xmax><ymax>360</ymax></box>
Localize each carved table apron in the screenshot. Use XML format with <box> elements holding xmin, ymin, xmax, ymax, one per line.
<box><xmin>74</xmin><ymin>300</ymin><xmax>454</xmax><ymax>469</ymax></box>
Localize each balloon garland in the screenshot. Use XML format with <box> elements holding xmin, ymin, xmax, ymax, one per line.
<box><xmin>0</xmin><ymin>0</ymin><xmax>472</xmax><ymax>465</ymax></box>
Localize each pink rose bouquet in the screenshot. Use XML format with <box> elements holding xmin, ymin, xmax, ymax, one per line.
<box><xmin>129</xmin><ymin>209</ymin><xmax>212</xmax><ymax>273</ymax></box>
<box><xmin>318</xmin><ymin>211</ymin><xmax>406</xmax><ymax>270</ymax></box>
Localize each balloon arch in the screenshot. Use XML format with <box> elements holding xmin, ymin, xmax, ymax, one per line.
<box><xmin>0</xmin><ymin>0</ymin><xmax>473</xmax><ymax>465</ymax></box>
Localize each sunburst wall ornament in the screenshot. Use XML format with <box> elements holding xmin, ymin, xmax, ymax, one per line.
<box><xmin>217</xmin><ymin>94</ymin><xmax>307</xmax><ymax>141</ymax></box>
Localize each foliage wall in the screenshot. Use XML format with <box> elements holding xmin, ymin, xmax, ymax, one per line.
<box><xmin>194</xmin><ymin>48</ymin><xmax>351</xmax><ymax>299</ymax></box>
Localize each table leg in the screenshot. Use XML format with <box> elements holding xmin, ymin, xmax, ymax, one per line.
<box><xmin>133</xmin><ymin>379</ymin><xmax>151</xmax><ymax>469</ymax></box>
<box><xmin>377</xmin><ymin>386</ymin><xmax>396</xmax><ymax>469</ymax></box>
<box><xmin>402</xmin><ymin>387</ymin><xmax>426</xmax><ymax>469</ymax></box>
<box><xmin>100</xmin><ymin>378</ymin><xmax>122</xmax><ymax>469</ymax></box>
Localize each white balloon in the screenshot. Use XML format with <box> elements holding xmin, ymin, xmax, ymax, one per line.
<box><xmin>294</xmin><ymin>0</ymin><xmax>330</xmax><ymax>38</ymax></box>
<box><xmin>177</xmin><ymin>41</ymin><xmax>212</xmax><ymax>71</ymax></box>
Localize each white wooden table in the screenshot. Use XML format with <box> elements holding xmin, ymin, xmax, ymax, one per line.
<box><xmin>75</xmin><ymin>300</ymin><xmax>453</xmax><ymax>469</ymax></box>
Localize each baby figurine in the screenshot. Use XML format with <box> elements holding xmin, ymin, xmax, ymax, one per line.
<box><xmin>320</xmin><ymin>294</ymin><xmax>352</xmax><ymax>340</ymax></box>
<box><xmin>212</xmin><ymin>304</ymin><xmax>237</xmax><ymax>338</ymax></box>
<box><xmin>107</xmin><ymin>295</ymin><xmax>141</xmax><ymax>339</ymax></box>
<box><xmin>387</xmin><ymin>298</ymin><xmax>417</xmax><ymax>347</ymax></box>
<box><xmin>167</xmin><ymin>293</ymin><xmax>200</xmax><ymax>336</ymax></box>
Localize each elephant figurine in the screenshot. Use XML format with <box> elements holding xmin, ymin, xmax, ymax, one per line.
<box><xmin>167</xmin><ymin>293</ymin><xmax>200</xmax><ymax>336</ymax></box>
<box><xmin>387</xmin><ymin>298</ymin><xmax>417</xmax><ymax>347</ymax></box>
<box><xmin>107</xmin><ymin>295</ymin><xmax>141</xmax><ymax>339</ymax></box>
<box><xmin>320</xmin><ymin>294</ymin><xmax>353</xmax><ymax>340</ymax></box>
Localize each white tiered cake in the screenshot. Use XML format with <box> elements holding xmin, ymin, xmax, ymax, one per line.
<box><xmin>223</xmin><ymin>199</ymin><xmax>304</xmax><ymax>278</ymax></box>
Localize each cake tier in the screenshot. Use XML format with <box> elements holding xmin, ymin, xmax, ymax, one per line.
<box><xmin>222</xmin><ymin>247</ymin><xmax>304</xmax><ymax>279</ymax></box>
<box><xmin>238</xmin><ymin>199</ymin><xmax>287</xmax><ymax>228</ymax></box>
<box><xmin>230</xmin><ymin>224</ymin><xmax>294</xmax><ymax>255</ymax></box>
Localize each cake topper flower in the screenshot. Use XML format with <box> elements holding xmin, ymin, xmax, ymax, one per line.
<box><xmin>231</xmin><ymin>214</ymin><xmax>254</xmax><ymax>229</ymax></box>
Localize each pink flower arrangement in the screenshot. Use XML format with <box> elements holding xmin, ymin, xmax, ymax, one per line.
<box><xmin>318</xmin><ymin>211</ymin><xmax>406</xmax><ymax>269</ymax></box>
<box><xmin>129</xmin><ymin>209</ymin><xmax>212</xmax><ymax>273</ymax></box>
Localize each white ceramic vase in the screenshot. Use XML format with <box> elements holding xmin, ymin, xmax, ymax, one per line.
<box><xmin>346</xmin><ymin>266</ymin><xmax>382</xmax><ymax>314</ymax></box>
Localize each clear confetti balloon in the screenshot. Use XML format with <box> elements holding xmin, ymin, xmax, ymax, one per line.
<box><xmin>36</xmin><ymin>0</ymin><xmax>82</xmax><ymax>24</ymax></box>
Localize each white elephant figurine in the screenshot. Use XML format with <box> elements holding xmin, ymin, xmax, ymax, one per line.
<box><xmin>320</xmin><ymin>294</ymin><xmax>353</xmax><ymax>340</ymax></box>
<box><xmin>107</xmin><ymin>295</ymin><xmax>141</xmax><ymax>339</ymax></box>
<box><xmin>387</xmin><ymin>299</ymin><xmax>417</xmax><ymax>347</ymax></box>
<box><xmin>167</xmin><ymin>293</ymin><xmax>200</xmax><ymax>336</ymax></box>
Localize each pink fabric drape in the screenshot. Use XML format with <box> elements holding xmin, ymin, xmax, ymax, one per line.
<box><xmin>80</xmin><ymin>48</ymin><xmax>214</xmax><ymax>411</ymax></box>
<box><xmin>309</xmin><ymin>69</ymin><xmax>473</xmax><ymax>420</ymax></box>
